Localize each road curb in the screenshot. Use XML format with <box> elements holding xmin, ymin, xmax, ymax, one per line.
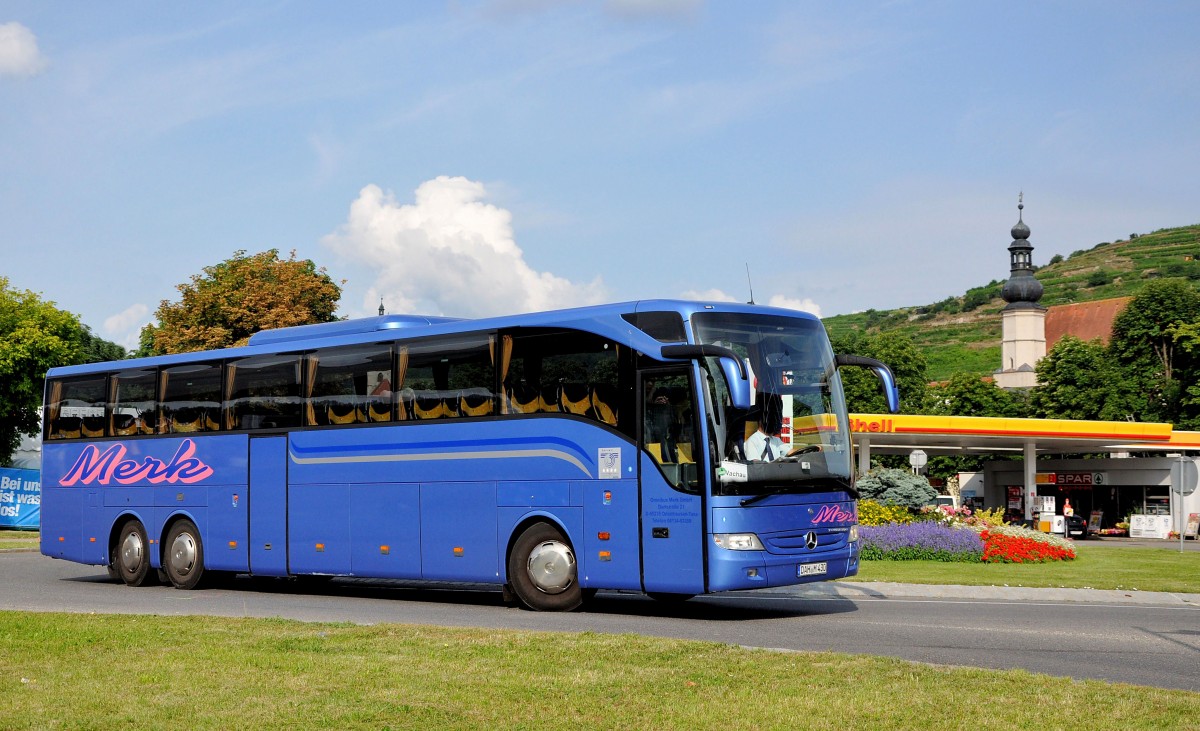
<box><xmin>777</xmin><ymin>580</ymin><xmax>1200</xmax><ymax>606</ymax></box>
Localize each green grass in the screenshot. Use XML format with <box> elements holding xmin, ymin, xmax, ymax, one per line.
<box><xmin>0</xmin><ymin>530</ymin><xmax>38</xmax><ymax>551</ymax></box>
<box><xmin>852</xmin><ymin>543</ymin><xmax>1200</xmax><ymax>593</ymax></box>
<box><xmin>0</xmin><ymin>612</ymin><xmax>1196</xmax><ymax>730</ymax></box>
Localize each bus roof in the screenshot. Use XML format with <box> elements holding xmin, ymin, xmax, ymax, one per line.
<box><xmin>48</xmin><ymin>299</ymin><xmax>820</xmax><ymax>377</ymax></box>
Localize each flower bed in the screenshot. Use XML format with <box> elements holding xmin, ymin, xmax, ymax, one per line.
<box><xmin>980</xmin><ymin>523</ymin><xmax>1076</xmax><ymax>563</ymax></box>
<box><xmin>859</xmin><ymin>518</ymin><xmax>1077</xmax><ymax>563</ymax></box>
<box><xmin>860</xmin><ymin>522</ymin><xmax>983</xmax><ymax>562</ymax></box>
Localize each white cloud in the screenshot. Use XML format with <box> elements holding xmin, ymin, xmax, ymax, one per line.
<box><xmin>679</xmin><ymin>288</ymin><xmax>738</xmax><ymax>302</ymax></box>
<box><xmin>323</xmin><ymin>176</ymin><xmax>608</xmax><ymax>319</ymax></box>
<box><xmin>679</xmin><ymin>289</ymin><xmax>822</xmax><ymax>317</ymax></box>
<box><xmin>0</xmin><ymin>22</ymin><xmax>47</xmax><ymax>78</ymax></box>
<box><xmin>102</xmin><ymin>303</ymin><xmax>151</xmax><ymax>352</ymax></box>
<box><xmin>767</xmin><ymin>295</ymin><xmax>822</xmax><ymax>318</ymax></box>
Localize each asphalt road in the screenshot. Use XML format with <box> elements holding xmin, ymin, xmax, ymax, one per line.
<box><xmin>2</xmin><ymin>551</ymin><xmax>1198</xmax><ymax>692</ymax></box>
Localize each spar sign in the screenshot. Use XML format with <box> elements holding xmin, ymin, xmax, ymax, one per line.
<box><xmin>1037</xmin><ymin>472</ymin><xmax>1105</xmax><ymax>486</ymax></box>
<box><xmin>0</xmin><ymin>467</ymin><xmax>40</xmax><ymax>529</ymax></box>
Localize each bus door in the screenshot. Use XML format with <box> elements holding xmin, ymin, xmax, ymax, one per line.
<box><xmin>639</xmin><ymin>368</ymin><xmax>706</xmax><ymax>595</ymax></box>
<box><xmin>248</xmin><ymin>435</ymin><xmax>289</xmax><ymax>576</ymax></box>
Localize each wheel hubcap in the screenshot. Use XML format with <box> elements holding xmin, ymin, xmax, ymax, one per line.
<box><xmin>526</xmin><ymin>540</ymin><xmax>576</xmax><ymax>594</ymax></box>
<box><xmin>121</xmin><ymin>532</ymin><xmax>144</xmax><ymax>573</ymax></box>
<box><xmin>170</xmin><ymin>532</ymin><xmax>197</xmax><ymax>577</ymax></box>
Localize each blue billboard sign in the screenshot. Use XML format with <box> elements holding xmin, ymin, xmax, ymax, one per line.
<box><xmin>0</xmin><ymin>467</ymin><xmax>40</xmax><ymax>529</ymax></box>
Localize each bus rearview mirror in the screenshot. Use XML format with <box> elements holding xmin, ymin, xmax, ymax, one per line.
<box><xmin>660</xmin><ymin>344</ymin><xmax>752</xmax><ymax>411</ymax></box>
<box><xmin>834</xmin><ymin>354</ymin><xmax>901</xmax><ymax>414</ymax></box>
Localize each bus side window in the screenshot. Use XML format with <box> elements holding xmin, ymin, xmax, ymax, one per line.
<box><xmin>46</xmin><ymin>376</ymin><xmax>107</xmax><ymax>440</ymax></box>
<box><xmin>162</xmin><ymin>363</ymin><xmax>223</xmax><ymax>434</ymax></box>
<box><xmin>110</xmin><ymin>368</ymin><xmax>157</xmax><ymax>438</ymax></box>
<box><xmin>403</xmin><ymin>335</ymin><xmax>495</xmax><ymax>420</ymax></box>
<box><xmin>227</xmin><ymin>355</ymin><xmax>302</xmax><ymax>430</ymax></box>
<box><xmin>306</xmin><ymin>345</ymin><xmax>394</xmax><ymax>427</ymax></box>
<box><xmin>504</xmin><ymin>328</ymin><xmax>623</xmax><ymax>432</ymax></box>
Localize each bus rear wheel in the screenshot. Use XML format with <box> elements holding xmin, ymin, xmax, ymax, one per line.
<box><xmin>164</xmin><ymin>519</ymin><xmax>205</xmax><ymax>590</ymax></box>
<box><xmin>508</xmin><ymin>523</ymin><xmax>582</xmax><ymax>612</ymax></box>
<box><xmin>115</xmin><ymin>520</ymin><xmax>154</xmax><ymax>587</ymax></box>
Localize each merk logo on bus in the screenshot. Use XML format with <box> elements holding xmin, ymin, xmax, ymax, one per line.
<box><xmin>60</xmin><ymin>439</ymin><xmax>214</xmax><ymax>486</ymax></box>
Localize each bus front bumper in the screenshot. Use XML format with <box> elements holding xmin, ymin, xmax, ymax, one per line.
<box><xmin>707</xmin><ymin>540</ymin><xmax>860</xmax><ymax>592</ymax></box>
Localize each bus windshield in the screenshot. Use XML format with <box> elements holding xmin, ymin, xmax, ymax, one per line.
<box><xmin>692</xmin><ymin>311</ymin><xmax>852</xmax><ymax>496</ymax></box>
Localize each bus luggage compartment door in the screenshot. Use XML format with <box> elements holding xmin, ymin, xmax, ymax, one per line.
<box><xmin>249</xmin><ymin>436</ymin><xmax>288</xmax><ymax>576</ymax></box>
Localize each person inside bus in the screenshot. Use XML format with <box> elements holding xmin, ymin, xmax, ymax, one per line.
<box><xmin>645</xmin><ymin>386</ymin><xmax>678</xmax><ymax>462</ymax></box>
<box><xmin>744</xmin><ymin>397</ymin><xmax>785</xmax><ymax>462</ymax></box>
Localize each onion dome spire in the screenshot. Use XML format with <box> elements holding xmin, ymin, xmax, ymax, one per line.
<box><xmin>1001</xmin><ymin>193</ymin><xmax>1044</xmax><ymax>310</ymax></box>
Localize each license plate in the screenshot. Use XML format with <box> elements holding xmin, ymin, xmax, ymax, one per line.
<box><xmin>798</xmin><ymin>562</ymin><xmax>827</xmax><ymax>577</ymax></box>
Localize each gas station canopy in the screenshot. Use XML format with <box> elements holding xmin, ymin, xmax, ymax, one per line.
<box><xmin>848</xmin><ymin>414</ymin><xmax>1200</xmax><ymax>458</ymax></box>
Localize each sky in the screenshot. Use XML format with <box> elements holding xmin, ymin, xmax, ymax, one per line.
<box><xmin>2</xmin><ymin>2</ymin><xmax>1198</xmax><ymax>351</ymax></box>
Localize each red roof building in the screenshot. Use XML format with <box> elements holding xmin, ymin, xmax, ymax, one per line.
<box><xmin>1044</xmin><ymin>296</ymin><xmax>1131</xmax><ymax>350</ymax></box>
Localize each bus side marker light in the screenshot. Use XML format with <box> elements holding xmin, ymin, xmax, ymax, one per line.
<box><xmin>176</xmin><ymin>493</ymin><xmax>184</xmax><ymax>501</ymax></box>
<box><xmin>453</xmin><ymin>547</ymin><xmax>464</xmax><ymax>557</ymax></box>
<box><xmin>316</xmin><ymin>543</ymin><xmax>325</xmax><ymax>552</ymax></box>
<box><xmin>597</xmin><ymin>532</ymin><xmax>610</xmax><ymax>541</ymax></box>
<box><xmin>603</xmin><ymin>491</ymin><xmax>612</xmax><ymax>505</ymax></box>
<box><xmin>58</xmin><ymin>536</ymin><xmax>64</xmax><ymax>542</ymax></box>
<box><xmin>228</xmin><ymin>541</ymin><xmax>237</xmax><ymax>549</ymax></box>
<box><xmin>89</xmin><ymin>537</ymin><xmax>96</xmax><ymax>543</ymax></box>
<box><xmin>380</xmin><ymin>545</ymin><xmax>390</xmax><ymax>555</ymax></box>
<box><xmin>599</xmin><ymin>551</ymin><xmax>611</xmax><ymax>561</ymax></box>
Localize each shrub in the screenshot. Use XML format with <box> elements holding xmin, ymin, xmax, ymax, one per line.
<box><xmin>855</xmin><ymin>468</ymin><xmax>937</xmax><ymax>510</ymax></box>
<box><xmin>860</xmin><ymin>522</ymin><xmax>983</xmax><ymax>562</ymax></box>
<box><xmin>971</xmin><ymin>506</ymin><xmax>1006</xmax><ymax>526</ymax></box>
<box><xmin>857</xmin><ymin>499</ymin><xmax>913</xmax><ymax>526</ymax></box>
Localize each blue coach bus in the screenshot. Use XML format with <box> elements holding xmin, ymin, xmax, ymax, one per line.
<box><xmin>40</xmin><ymin>300</ymin><xmax>897</xmax><ymax>611</ymax></box>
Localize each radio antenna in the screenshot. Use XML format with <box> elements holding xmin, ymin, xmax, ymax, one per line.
<box><xmin>745</xmin><ymin>263</ymin><xmax>756</xmax><ymax>304</ymax></box>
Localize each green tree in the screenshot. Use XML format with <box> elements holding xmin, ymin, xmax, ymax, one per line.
<box><xmin>830</xmin><ymin>330</ymin><xmax>928</xmax><ymax>414</ymax></box>
<box><xmin>1167</xmin><ymin>321</ymin><xmax>1200</xmax><ymax>429</ymax></box>
<box><xmin>927</xmin><ymin>372</ymin><xmax>1025</xmax><ymax>417</ymax></box>
<box><xmin>1109</xmin><ymin>278</ymin><xmax>1200</xmax><ymax>423</ymax></box>
<box><xmin>922</xmin><ymin>373</ymin><xmax>1025</xmax><ymax>484</ymax></box>
<box><xmin>140</xmin><ymin>249</ymin><xmax>343</xmax><ymax>355</ymax></box>
<box><xmin>79</xmin><ymin>324</ymin><xmax>126</xmax><ymax>363</ymax></box>
<box><xmin>0</xmin><ymin>278</ymin><xmax>87</xmax><ymax>465</ymax></box>
<box><xmin>1029</xmin><ymin>336</ymin><xmax>1119</xmax><ymax>420</ymax></box>
<box><xmin>854</xmin><ymin>467</ymin><xmax>937</xmax><ymax>509</ymax></box>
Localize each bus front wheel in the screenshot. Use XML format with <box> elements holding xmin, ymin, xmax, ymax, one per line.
<box><xmin>164</xmin><ymin>519</ymin><xmax>205</xmax><ymax>590</ymax></box>
<box><xmin>507</xmin><ymin>523</ymin><xmax>583</xmax><ymax>612</ymax></box>
<box><xmin>114</xmin><ymin>520</ymin><xmax>154</xmax><ymax>587</ymax></box>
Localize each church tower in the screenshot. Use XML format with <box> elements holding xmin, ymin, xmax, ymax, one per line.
<box><xmin>994</xmin><ymin>194</ymin><xmax>1046</xmax><ymax>389</ymax></box>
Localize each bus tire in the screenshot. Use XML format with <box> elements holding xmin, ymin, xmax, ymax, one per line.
<box><xmin>115</xmin><ymin>520</ymin><xmax>153</xmax><ymax>587</ymax></box>
<box><xmin>507</xmin><ymin>523</ymin><xmax>582</xmax><ymax>612</ymax></box>
<box><xmin>105</xmin><ymin>545</ymin><xmax>120</xmax><ymax>582</ymax></box>
<box><xmin>164</xmin><ymin>519</ymin><xmax>205</xmax><ymax>590</ymax></box>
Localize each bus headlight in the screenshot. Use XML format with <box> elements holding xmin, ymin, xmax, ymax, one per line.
<box><xmin>848</xmin><ymin>525</ymin><xmax>858</xmax><ymax>543</ymax></box>
<box><xmin>713</xmin><ymin>533</ymin><xmax>765</xmax><ymax>551</ymax></box>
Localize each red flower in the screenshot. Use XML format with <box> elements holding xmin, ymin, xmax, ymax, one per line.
<box><xmin>979</xmin><ymin>529</ymin><xmax>1076</xmax><ymax>563</ymax></box>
